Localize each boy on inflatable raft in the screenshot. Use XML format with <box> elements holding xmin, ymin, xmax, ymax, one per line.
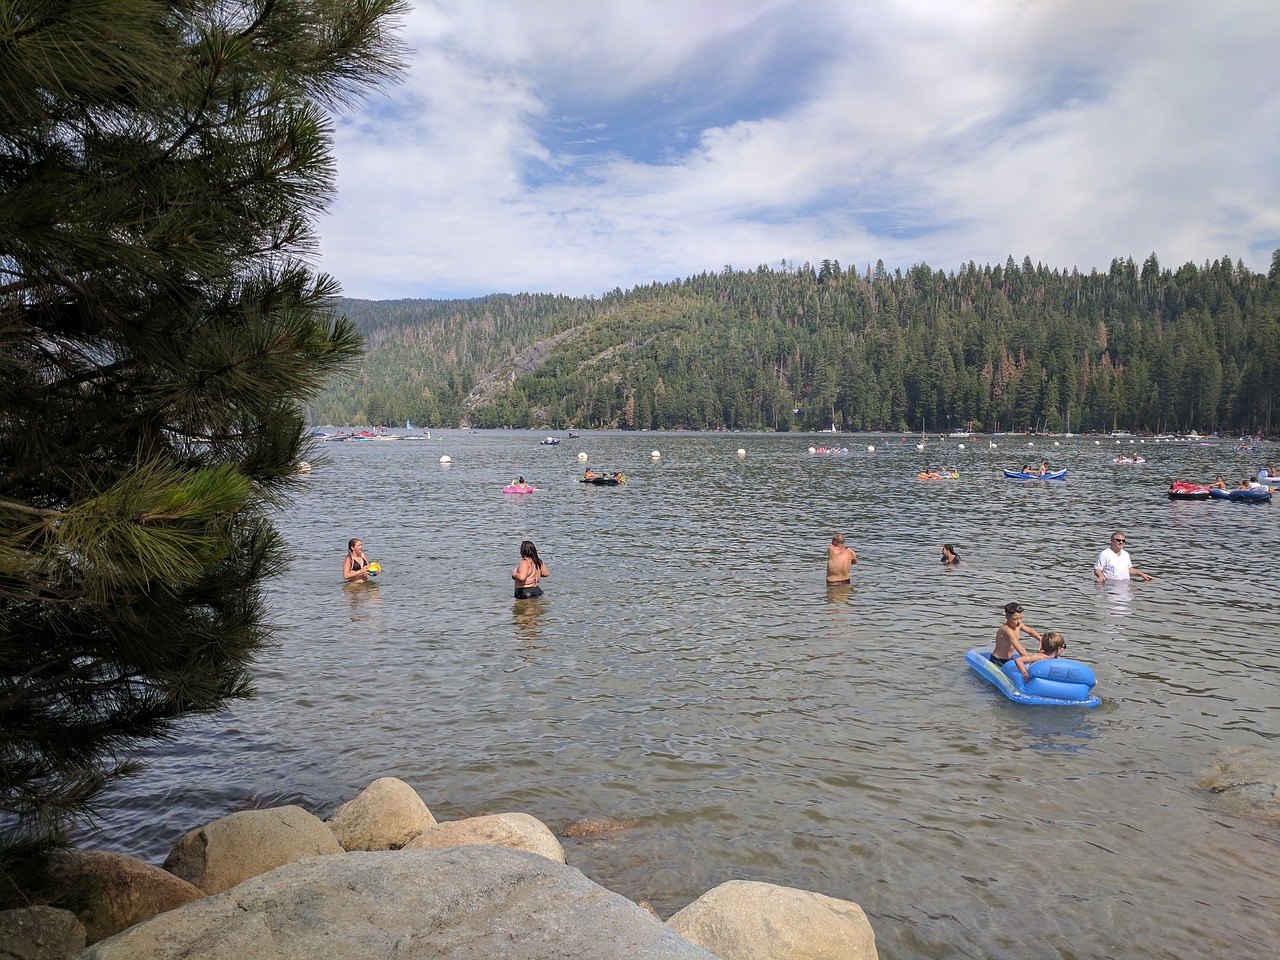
<box><xmin>966</xmin><ymin>602</ymin><xmax>1101</xmax><ymax>707</ymax></box>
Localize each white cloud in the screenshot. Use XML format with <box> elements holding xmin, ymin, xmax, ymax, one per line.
<box><xmin>318</xmin><ymin>0</ymin><xmax>1280</xmax><ymax>299</ymax></box>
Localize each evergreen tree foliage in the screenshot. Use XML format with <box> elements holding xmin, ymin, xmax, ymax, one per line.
<box><xmin>315</xmin><ymin>252</ymin><xmax>1280</xmax><ymax>436</ymax></box>
<box><xmin>0</xmin><ymin>0</ymin><xmax>407</xmax><ymax>858</ymax></box>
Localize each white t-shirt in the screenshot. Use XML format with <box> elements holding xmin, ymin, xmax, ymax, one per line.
<box><xmin>1095</xmin><ymin>547</ymin><xmax>1133</xmax><ymax>580</ymax></box>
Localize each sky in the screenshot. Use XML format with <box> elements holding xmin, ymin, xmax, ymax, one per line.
<box><xmin>319</xmin><ymin>0</ymin><xmax>1280</xmax><ymax>301</ymax></box>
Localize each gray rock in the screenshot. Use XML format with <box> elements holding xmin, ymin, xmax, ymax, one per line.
<box><xmin>404</xmin><ymin>812</ymin><xmax>565</xmax><ymax>862</ymax></box>
<box><xmin>327</xmin><ymin>777</ymin><xmax>437</xmax><ymax>851</ymax></box>
<box><xmin>0</xmin><ymin>905</ymin><xmax>86</xmax><ymax>960</ymax></box>
<box><xmin>48</xmin><ymin>850</ymin><xmax>204</xmax><ymax>943</ymax></box>
<box><xmin>162</xmin><ymin>805</ymin><xmax>342</xmax><ymax>894</ymax></box>
<box><xmin>668</xmin><ymin>879</ymin><xmax>878</xmax><ymax>960</ymax></box>
<box><xmin>79</xmin><ymin>846</ymin><xmax>716</xmax><ymax>960</ymax></box>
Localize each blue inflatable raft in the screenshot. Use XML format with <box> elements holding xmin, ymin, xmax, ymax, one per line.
<box><xmin>965</xmin><ymin>648</ymin><xmax>1101</xmax><ymax>707</ymax></box>
<box><xmin>1209</xmin><ymin>487</ymin><xmax>1272</xmax><ymax>504</ymax></box>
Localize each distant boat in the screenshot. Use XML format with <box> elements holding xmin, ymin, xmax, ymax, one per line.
<box><xmin>540</xmin><ymin>436</ymin><xmax>561</xmax><ymax>446</ymax></box>
<box><xmin>406</xmin><ymin>419</ymin><xmax>413</xmax><ymax>429</ymax></box>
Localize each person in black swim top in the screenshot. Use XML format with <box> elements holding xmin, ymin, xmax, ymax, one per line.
<box><xmin>940</xmin><ymin>543</ymin><xmax>960</xmax><ymax>565</ymax></box>
<box><xmin>343</xmin><ymin>538</ymin><xmax>370</xmax><ymax>583</ymax></box>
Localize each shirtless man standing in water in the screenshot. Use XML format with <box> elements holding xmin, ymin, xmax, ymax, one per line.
<box><xmin>826</xmin><ymin>533</ymin><xmax>858</xmax><ymax>583</ymax></box>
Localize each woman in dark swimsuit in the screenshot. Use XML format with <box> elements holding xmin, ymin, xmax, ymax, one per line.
<box><xmin>512</xmin><ymin>540</ymin><xmax>549</xmax><ymax>599</ymax></box>
<box><xmin>343</xmin><ymin>538</ymin><xmax>370</xmax><ymax>582</ymax></box>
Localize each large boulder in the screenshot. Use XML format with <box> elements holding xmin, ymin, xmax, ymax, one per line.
<box><xmin>162</xmin><ymin>805</ymin><xmax>342</xmax><ymax>894</ymax></box>
<box><xmin>404</xmin><ymin>813</ymin><xmax>565</xmax><ymax>863</ymax></box>
<box><xmin>48</xmin><ymin>850</ymin><xmax>203</xmax><ymax>943</ymax></box>
<box><xmin>79</xmin><ymin>847</ymin><xmax>716</xmax><ymax>960</ymax></box>
<box><xmin>667</xmin><ymin>879</ymin><xmax>878</xmax><ymax>960</ymax></box>
<box><xmin>327</xmin><ymin>777</ymin><xmax>437</xmax><ymax>851</ymax></box>
<box><xmin>0</xmin><ymin>904</ymin><xmax>86</xmax><ymax>960</ymax></box>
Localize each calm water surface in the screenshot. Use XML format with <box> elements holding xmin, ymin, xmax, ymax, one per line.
<box><xmin>88</xmin><ymin>431</ymin><xmax>1279</xmax><ymax>960</ymax></box>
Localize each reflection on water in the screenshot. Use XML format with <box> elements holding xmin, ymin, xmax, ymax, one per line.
<box><xmin>823</xmin><ymin>582</ymin><xmax>853</xmax><ymax>605</ymax></box>
<box><xmin>343</xmin><ymin>580</ymin><xmax>382</xmax><ymax>621</ymax></box>
<box><xmin>512</xmin><ymin>597</ymin><xmax>548</xmax><ymax>650</ymax></box>
<box><xmin>83</xmin><ymin>432</ymin><xmax>1280</xmax><ymax>960</ymax></box>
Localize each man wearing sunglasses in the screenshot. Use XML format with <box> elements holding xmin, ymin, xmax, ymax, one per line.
<box><xmin>1094</xmin><ymin>533</ymin><xmax>1155</xmax><ymax>583</ymax></box>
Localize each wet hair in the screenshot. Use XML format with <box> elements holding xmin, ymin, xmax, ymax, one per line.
<box><xmin>1003</xmin><ymin>602</ymin><xmax>1023</xmax><ymax>616</ymax></box>
<box><xmin>1042</xmin><ymin>631</ymin><xmax>1066</xmax><ymax>654</ymax></box>
<box><xmin>520</xmin><ymin>540</ymin><xmax>542</xmax><ymax>566</ymax></box>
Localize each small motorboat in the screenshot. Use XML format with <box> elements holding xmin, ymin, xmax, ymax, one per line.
<box><xmin>539</xmin><ymin>437</ymin><xmax>561</xmax><ymax>446</ymax></box>
<box><xmin>1003</xmin><ymin>469</ymin><xmax>1067</xmax><ymax>481</ymax></box>
<box><xmin>1167</xmin><ymin>481</ymin><xmax>1212</xmax><ymax>501</ymax></box>
<box><xmin>1209</xmin><ymin>487</ymin><xmax>1273</xmax><ymax>504</ymax></box>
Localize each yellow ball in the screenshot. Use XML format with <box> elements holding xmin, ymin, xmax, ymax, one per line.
<box><xmin>366</xmin><ymin>561</ymin><xmax>381</xmax><ymax>577</ymax></box>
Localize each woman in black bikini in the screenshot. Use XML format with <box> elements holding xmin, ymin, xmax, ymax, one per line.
<box><xmin>343</xmin><ymin>538</ymin><xmax>370</xmax><ymax>583</ymax></box>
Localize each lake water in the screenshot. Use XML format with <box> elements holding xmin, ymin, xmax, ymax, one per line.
<box><xmin>86</xmin><ymin>431</ymin><xmax>1279</xmax><ymax>960</ymax></box>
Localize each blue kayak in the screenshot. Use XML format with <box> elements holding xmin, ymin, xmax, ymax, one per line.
<box><xmin>965</xmin><ymin>648</ymin><xmax>1101</xmax><ymax>707</ymax></box>
<box><xmin>1003</xmin><ymin>469</ymin><xmax>1067</xmax><ymax>481</ymax></box>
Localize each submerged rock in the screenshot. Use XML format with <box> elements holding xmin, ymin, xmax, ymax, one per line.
<box><xmin>1197</xmin><ymin>746</ymin><xmax>1280</xmax><ymax>820</ymax></box>
<box><xmin>561</xmin><ymin>817</ymin><xmax>637</xmax><ymax>838</ymax></box>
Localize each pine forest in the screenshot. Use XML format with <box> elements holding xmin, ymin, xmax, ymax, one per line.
<box><xmin>313</xmin><ymin>251</ymin><xmax>1280</xmax><ymax>437</ymax></box>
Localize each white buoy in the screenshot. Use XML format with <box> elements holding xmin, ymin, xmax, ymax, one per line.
<box><xmin>989</xmin><ymin>441</ymin><xmax>997</xmax><ymax>449</ymax></box>
<box><xmin>958</xmin><ymin>443</ymin><xmax>965</xmax><ymax>450</ymax></box>
<box><xmin>809</xmin><ymin>446</ymin><xmax>817</xmax><ymax>454</ymax></box>
<box><xmin>737</xmin><ymin>448</ymin><xmax>746</xmax><ymax>457</ymax></box>
<box><xmin>297</xmin><ymin>461</ymin><xmax>312</xmax><ymax>474</ymax></box>
<box><xmin>440</xmin><ymin>455</ymin><xmax>451</xmax><ymax>464</ymax></box>
<box><xmin>651</xmin><ymin>450</ymin><xmax>660</xmax><ymax>459</ymax></box>
<box><xmin>867</xmin><ymin>445</ymin><xmax>876</xmax><ymax>452</ymax></box>
<box><xmin>1095</xmin><ymin>440</ymin><xmax>1101</xmax><ymax>445</ymax></box>
<box><xmin>1129</xmin><ymin>439</ymin><xmax>1135</xmax><ymax>444</ymax></box>
<box><xmin>1053</xmin><ymin>441</ymin><xmax>1060</xmax><ymax>447</ymax></box>
<box><xmin>916</xmin><ymin>443</ymin><xmax>925</xmax><ymax>451</ymax></box>
<box><xmin>578</xmin><ymin>452</ymin><xmax>588</xmax><ymax>461</ymax></box>
<box><xmin>1027</xmin><ymin>441</ymin><xmax>1034</xmax><ymax>447</ymax></box>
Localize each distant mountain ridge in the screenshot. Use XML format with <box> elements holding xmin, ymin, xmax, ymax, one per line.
<box><xmin>312</xmin><ymin>253</ymin><xmax>1280</xmax><ymax>436</ymax></box>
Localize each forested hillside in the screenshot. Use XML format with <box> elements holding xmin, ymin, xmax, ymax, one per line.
<box><xmin>312</xmin><ymin>252</ymin><xmax>1280</xmax><ymax>436</ymax></box>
